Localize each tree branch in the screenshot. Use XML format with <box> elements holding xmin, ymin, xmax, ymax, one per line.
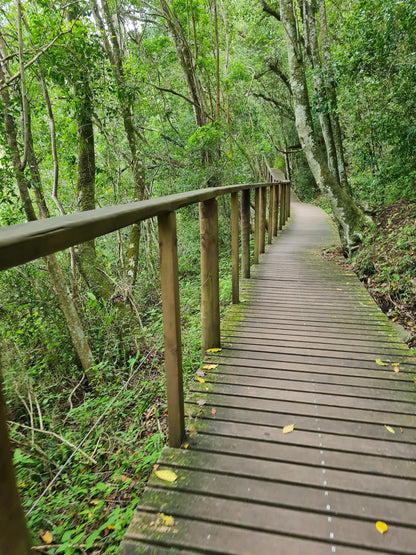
<box><xmin>252</xmin><ymin>92</ymin><xmax>295</xmax><ymax>120</ymax></box>
<box><xmin>261</xmin><ymin>0</ymin><xmax>281</xmax><ymax>21</ymax></box>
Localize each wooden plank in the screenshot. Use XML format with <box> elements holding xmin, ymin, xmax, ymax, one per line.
<box><xmin>136</xmin><ymin>488</ymin><xmax>416</xmax><ymax>552</ymax></box>
<box><xmin>125</xmin><ymin>511</ymin><xmax>375</xmax><ymax>555</ymax></box>
<box><xmin>158</xmin><ymin>448</ymin><xmax>416</xmax><ymax>500</ymax></box>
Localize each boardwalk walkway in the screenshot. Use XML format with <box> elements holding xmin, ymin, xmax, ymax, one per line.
<box><xmin>121</xmin><ymin>200</ymin><xmax>416</xmax><ymax>554</ymax></box>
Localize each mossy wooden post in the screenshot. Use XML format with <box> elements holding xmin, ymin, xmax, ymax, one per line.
<box><xmin>158</xmin><ymin>212</ymin><xmax>184</xmax><ymax>447</ymax></box>
<box><xmin>260</xmin><ymin>187</ymin><xmax>266</xmax><ymax>254</ymax></box>
<box><xmin>231</xmin><ymin>192</ymin><xmax>239</xmax><ymax>304</ymax></box>
<box><xmin>200</xmin><ymin>199</ymin><xmax>220</xmax><ymax>353</ymax></box>
<box><xmin>254</xmin><ymin>188</ymin><xmax>260</xmax><ymax>264</ymax></box>
<box><xmin>0</xmin><ymin>386</ymin><xmax>31</xmax><ymax>555</ymax></box>
<box><xmin>268</xmin><ymin>185</ymin><xmax>274</xmax><ymax>245</ymax></box>
<box><xmin>273</xmin><ymin>184</ymin><xmax>278</xmax><ymax>236</ymax></box>
<box><xmin>287</xmin><ymin>184</ymin><xmax>291</xmax><ymax>219</ymax></box>
<box><xmin>241</xmin><ymin>189</ymin><xmax>250</xmax><ymax>279</ymax></box>
<box><xmin>279</xmin><ymin>183</ymin><xmax>284</xmax><ymax>230</ymax></box>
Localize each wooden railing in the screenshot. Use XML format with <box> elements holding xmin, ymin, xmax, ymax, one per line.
<box><xmin>0</xmin><ymin>174</ymin><xmax>290</xmax><ymax>554</ymax></box>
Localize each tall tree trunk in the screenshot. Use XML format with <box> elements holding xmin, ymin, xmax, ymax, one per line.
<box><xmin>318</xmin><ymin>0</ymin><xmax>349</xmax><ymax>191</ymax></box>
<box><xmin>89</xmin><ymin>0</ymin><xmax>145</xmax><ymax>288</ymax></box>
<box><xmin>278</xmin><ymin>0</ymin><xmax>367</xmax><ymax>247</ymax></box>
<box><xmin>301</xmin><ymin>0</ymin><xmax>339</xmax><ymax>184</ymax></box>
<box><xmin>0</xmin><ymin>61</ymin><xmax>95</xmax><ymax>377</ymax></box>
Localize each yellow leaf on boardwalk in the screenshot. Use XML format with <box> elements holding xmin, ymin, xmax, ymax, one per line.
<box><xmin>393</xmin><ymin>366</ymin><xmax>400</xmax><ymax>373</ymax></box>
<box><xmin>197</xmin><ymin>377</ymin><xmax>205</xmax><ymax>383</ymax></box>
<box><xmin>203</xmin><ymin>364</ymin><xmax>218</xmax><ymax>370</ymax></box>
<box><xmin>154</xmin><ymin>469</ymin><xmax>177</xmax><ymax>482</ymax></box>
<box><xmin>376</xmin><ymin>521</ymin><xmax>388</xmax><ymax>534</ymax></box>
<box><xmin>384</xmin><ymin>425</ymin><xmax>395</xmax><ymax>434</ymax></box>
<box><xmin>283</xmin><ymin>424</ymin><xmax>295</xmax><ymax>434</ymax></box>
<box><xmin>206</xmin><ymin>348</ymin><xmax>222</xmax><ymax>353</ymax></box>
<box><xmin>158</xmin><ymin>513</ymin><xmax>175</xmax><ymax>527</ymax></box>
<box><xmin>375</xmin><ymin>359</ymin><xmax>389</xmax><ymax>366</ymax></box>
<box><xmin>41</xmin><ymin>531</ymin><xmax>53</xmax><ymax>544</ymax></box>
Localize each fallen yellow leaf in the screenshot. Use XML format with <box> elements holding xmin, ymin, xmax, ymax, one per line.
<box><xmin>106</xmin><ymin>524</ymin><xmax>116</xmax><ymax>531</ymax></box>
<box><xmin>203</xmin><ymin>364</ymin><xmax>218</xmax><ymax>370</ymax></box>
<box><xmin>197</xmin><ymin>377</ymin><xmax>205</xmax><ymax>383</ymax></box>
<box><xmin>206</xmin><ymin>348</ymin><xmax>222</xmax><ymax>353</ymax></box>
<box><xmin>376</xmin><ymin>521</ymin><xmax>388</xmax><ymax>534</ymax></box>
<box><xmin>41</xmin><ymin>531</ymin><xmax>53</xmax><ymax>545</ymax></box>
<box><xmin>393</xmin><ymin>366</ymin><xmax>400</xmax><ymax>373</ymax></box>
<box><xmin>283</xmin><ymin>424</ymin><xmax>295</xmax><ymax>434</ymax></box>
<box><xmin>158</xmin><ymin>513</ymin><xmax>175</xmax><ymax>527</ymax></box>
<box><xmin>384</xmin><ymin>425</ymin><xmax>395</xmax><ymax>434</ymax></box>
<box><xmin>154</xmin><ymin>469</ymin><xmax>177</xmax><ymax>482</ymax></box>
<box><xmin>184</xmin><ymin>443</ymin><xmax>189</xmax><ymax>449</ymax></box>
<box><xmin>375</xmin><ymin>359</ymin><xmax>389</xmax><ymax>366</ymax></box>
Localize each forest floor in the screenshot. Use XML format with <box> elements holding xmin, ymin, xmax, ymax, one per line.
<box><xmin>322</xmin><ymin>199</ymin><xmax>416</xmax><ymax>348</ymax></box>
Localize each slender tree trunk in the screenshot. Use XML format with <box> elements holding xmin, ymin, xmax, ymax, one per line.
<box><xmin>302</xmin><ymin>0</ymin><xmax>339</xmax><ymax>184</ymax></box>
<box><xmin>89</xmin><ymin>0</ymin><xmax>145</xmax><ymax>288</ymax></box>
<box><xmin>318</xmin><ymin>0</ymin><xmax>350</xmax><ymax>191</ymax></box>
<box><xmin>278</xmin><ymin>0</ymin><xmax>367</xmax><ymax>246</ymax></box>
<box><xmin>0</xmin><ymin>62</ymin><xmax>95</xmax><ymax>377</ymax></box>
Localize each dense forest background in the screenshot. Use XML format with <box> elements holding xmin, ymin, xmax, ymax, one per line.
<box><xmin>0</xmin><ymin>0</ymin><xmax>415</xmax><ymax>551</ymax></box>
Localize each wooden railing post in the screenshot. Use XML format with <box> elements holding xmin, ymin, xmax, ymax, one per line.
<box><xmin>268</xmin><ymin>185</ymin><xmax>274</xmax><ymax>245</ymax></box>
<box><xmin>260</xmin><ymin>187</ymin><xmax>266</xmax><ymax>254</ymax></box>
<box><xmin>287</xmin><ymin>184</ymin><xmax>291</xmax><ymax>218</ymax></box>
<box><xmin>0</xmin><ymin>386</ymin><xmax>31</xmax><ymax>555</ymax></box>
<box><xmin>158</xmin><ymin>212</ymin><xmax>184</xmax><ymax>448</ymax></box>
<box><xmin>273</xmin><ymin>184</ymin><xmax>278</xmax><ymax>236</ymax></box>
<box><xmin>279</xmin><ymin>183</ymin><xmax>284</xmax><ymax>230</ymax></box>
<box><xmin>254</xmin><ymin>188</ymin><xmax>260</xmax><ymax>264</ymax></box>
<box><xmin>241</xmin><ymin>189</ymin><xmax>250</xmax><ymax>279</ymax></box>
<box><xmin>200</xmin><ymin>199</ymin><xmax>220</xmax><ymax>353</ymax></box>
<box><xmin>231</xmin><ymin>192</ymin><xmax>239</xmax><ymax>304</ymax></box>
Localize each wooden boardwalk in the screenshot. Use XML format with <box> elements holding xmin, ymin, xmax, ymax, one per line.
<box><xmin>120</xmin><ymin>200</ymin><xmax>416</xmax><ymax>554</ymax></box>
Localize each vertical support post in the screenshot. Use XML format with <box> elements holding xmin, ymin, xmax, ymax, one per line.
<box><xmin>0</xmin><ymin>386</ymin><xmax>31</xmax><ymax>555</ymax></box>
<box><xmin>241</xmin><ymin>189</ymin><xmax>250</xmax><ymax>279</ymax></box>
<box><xmin>200</xmin><ymin>199</ymin><xmax>220</xmax><ymax>353</ymax></box>
<box><xmin>260</xmin><ymin>187</ymin><xmax>266</xmax><ymax>254</ymax></box>
<box><xmin>268</xmin><ymin>185</ymin><xmax>274</xmax><ymax>245</ymax></box>
<box><xmin>273</xmin><ymin>184</ymin><xmax>278</xmax><ymax>236</ymax></box>
<box><xmin>287</xmin><ymin>184</ymin><xmax>291</xmax><ymax>218</ymax></box>
<box><xmin>231</xmin><ymin>192</ymin><xmax>239</xmax><ymax>304</ymax></box>
<box><xmin>158</xmin><ymin>212</ymin><xmax>184</xmax><ymax>448</ymax></box>
<box><xmin>254</xmin><ymin>187</ymin><xmax>260</xmax><ymax>264</ymax></box>
<box><xmin>279</xmin><ymin>183</ymin><xmax>284</xmax><ymax>230</ymax></box>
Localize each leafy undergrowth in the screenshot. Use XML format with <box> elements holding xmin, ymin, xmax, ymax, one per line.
<box><xmin>7</xmin><ymin>256</ymin><xmax>233</xmax><ymax>553</ymax></box>
<box><xmin>323</xmin><ymin>200</ymin><xmax>416</xmax><ymax>348</ymax></box>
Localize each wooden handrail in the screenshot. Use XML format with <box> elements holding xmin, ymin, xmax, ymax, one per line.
<box><xmin>0</xmin><ymin>173</ymin><xmax>290</xmax><ymax>554</ymax></box>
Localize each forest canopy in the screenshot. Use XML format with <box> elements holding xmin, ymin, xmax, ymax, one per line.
<box><xmin>0</xmin><ymin>0</ymin><xmax>415</xmax><ymax>552</ymax></box>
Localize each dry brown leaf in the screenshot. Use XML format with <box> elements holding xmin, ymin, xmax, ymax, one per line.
<box><xmin>196</xmin><ymin>399</ymin><xmax>206</xmax><ymax>406</ymax></box>
<box><xmin>211</xmin><ymin>408</ymin><xmax>217</xmax><ymax>415</ymax></box>
<box><xmin>41</xmin><ymin>531</ymin><xmax>53</xmax><ymax>545</ymax></box>
<box><xmin>120</xmin><ymin>474</ymin><xmax>130</xmax><ymax>483</ymax></box>
<box><xmin>375</xmin><ymin>521</ymin><xmax>388</xmax><ymax>534</ymax></box>
<box><xmin>393</xmin><ymin>366</ymin><xmax>400</xmax><ymax>373</ymax></box>
<box><xmin>188</xmin><ymin>424</ymin><xmax>198</xmax><ymax>435</ymax></box>
<box><xmin>203</xmin><ymin>364</ymin><xmax>218</xmax><ymax>370</ymax></box>
<box><xmin>384</xmin><ymin>425</ymin><xmax>395</xmax><ymax>434</ymax></box>
<box><xmin>283</xmin><ymin>424</ymin><xmax>295</xmax><ymax>434</ymax></box>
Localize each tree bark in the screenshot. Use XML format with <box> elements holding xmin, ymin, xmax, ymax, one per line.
<box><xmin>278</xmin><ymin>0</ymin><xmax>367</xmax><ymax>246</ymax></box>
<box><xmin>0</xmin><ymin>61</ymin><xmax>95</xmax><ymax>377</ymax></box>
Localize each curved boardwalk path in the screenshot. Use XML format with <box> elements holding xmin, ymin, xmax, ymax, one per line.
<box><xmin>121</xmin><ymin>200</ymin><xmax>416</xmax><ymax>554</ymax></box>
